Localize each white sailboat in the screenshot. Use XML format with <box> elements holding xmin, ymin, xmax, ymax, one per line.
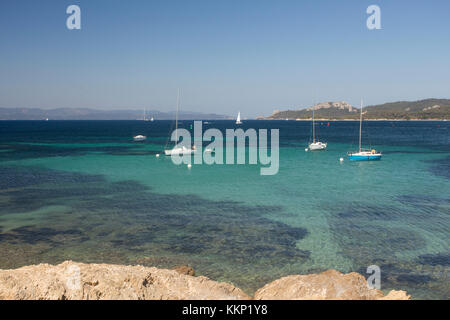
<box><xmin>143</xmin><ymin>108</ymin><xmax>154</xmax><ymax>122</ymax></box>
<box><xmin>164</xmin><ymin>90</ymin><xmax>196</xmax><ymax>156</ymax></box>
<box><xmin>236</xmin><ymin>112</ymin><xmax>242</xmax><ymax>124</ymax></box>
<box><xmin>347</xmin><ymin>100</ymin><xmax>382</xmax><ymax>161</ymax></box>
<box><xmin>308</xmin><ymin>106</ymin><xmax>327</xmax><ymax>151</ymax></box>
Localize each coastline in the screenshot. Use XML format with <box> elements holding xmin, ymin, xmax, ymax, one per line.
<box><xmin>261</xmin><ymin>118</ymin><xmax>448</xmax><ymax>121</ymax></box>
<box><xmin>0</xmin><ymin>118</ymin><xmax>448</xmax><ymax>121</ymax></box>
<box><xmin>0</xmin><ymin>261</ymin><xmax>410</xmax><ymax>300</ymax></box>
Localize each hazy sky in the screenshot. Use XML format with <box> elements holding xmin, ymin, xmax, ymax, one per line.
<box><xmin>0</xmin><ymin>0</ymin><xmax>449</xmax><ymax>117</ymax></box>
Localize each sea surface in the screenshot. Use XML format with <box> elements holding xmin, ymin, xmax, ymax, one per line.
<box><xmin>0</xmin><ymin>120</ymin><xmax>448</xmax><ymax>299</ymax></box>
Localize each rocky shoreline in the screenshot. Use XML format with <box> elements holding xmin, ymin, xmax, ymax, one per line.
<box><xmin>0</xmin><ymin>261</ymin><xmax>410</xmax><ymax>300</ymax></box>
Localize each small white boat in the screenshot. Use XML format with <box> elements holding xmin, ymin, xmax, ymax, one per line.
<box><xmin>309</xmin><ymin>141</ymin><xmax>327</xmax><ymax>151</ymax></box>
<box><xmin>133</xmin><ymin>135</ymin><xmax>146</xmax><ymax>141</ymax></box>
<box><xmin>143</xmin><ymin>109</ymin><xmax>154</xmax><ymax>122</ymax></box>
<box><xmin>308</xmin><ymin>106</ymin><xmax>327</xmax><ymax>151</ymax></box>
<box><xmin>165</xmin><ymin>146</ymin><xmax>196</xmax><ymax>156</ymax></box>
<box><xmin>143</xmin><ymin>108</ymin><xmax>147</xmax><ymax>121</ymax></box>
<box><xmin>236</xmin><ymin>112</ymin><xmax>242</xmax><ymax>124</ymax></box>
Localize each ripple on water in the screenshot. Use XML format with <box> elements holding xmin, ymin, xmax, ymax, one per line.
<box><xmin>0</xmin><ymin>143</ymin><xmax>156</xmax><ymax>161</ymax></box>
<box><xmin>328</xmin><ymin>200</ymin><xmax>449</xmax><ymax>299</ymax></box>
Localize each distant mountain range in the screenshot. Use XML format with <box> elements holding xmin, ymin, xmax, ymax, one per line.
<box><xmin>0</xmin><ymin>108</ymin><xmax>229</xmax><ymax>120</ymax></box>
<box><xmin>264</xmin><ymin>99</ymin><xmax>450</xmax><ymax>120</ymax></box>
<box><xmin>2</xmin><ymin>99</ymin><xmax>449</xmax><ymax>121</ymax></box>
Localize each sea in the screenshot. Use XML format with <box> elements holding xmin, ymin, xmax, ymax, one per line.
<box><xmin>0</xmin><ymin>120</ymin><xmax>448</xmax><ymax>299</ymax></box>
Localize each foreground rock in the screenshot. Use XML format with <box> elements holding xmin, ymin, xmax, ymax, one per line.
<box><xmin>0</xmin><ymin>261</ymin><xmax>249</xmax><ymax>300</ymax></box>
<box><xmin>0</xmin><ymin>262</ymin><xmax>410</xmax><ymax>300</ymax></box>
<box><xmin>254</xmin><ymin>269</ymin><xmax>410</xmax><ymax>300</ymax></box>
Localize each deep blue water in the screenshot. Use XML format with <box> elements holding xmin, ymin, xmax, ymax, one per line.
<box><xmin>0</xmin><ymin>120</ymin><xmax>448</xmax><ymax>299</ymax></box>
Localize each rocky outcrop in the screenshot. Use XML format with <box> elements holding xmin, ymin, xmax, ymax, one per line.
<box><xmin>306</xmin><ymin>101</ymin><xmax>356</xmax><ymax>112</ymax></box>
<box><xmin>0</xmin><ymin>262</ymin><xmax>410</xmax><ymax>300</ymax></box>
<box><xmin>254</xmin><ymin>269</ymin><xmax>410</xmax><ymax>300</ymax></box>
<box><xmin>378</xmin><ymin>290</ymin><xmax>410</xmax><ymax>300</ymax></box>
<box><xmin>0</xmin><ymin>261</ymin><xmax>249</xmax><ymax>300</ymax></box>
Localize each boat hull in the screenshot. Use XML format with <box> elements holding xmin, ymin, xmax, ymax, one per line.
<box><xmin>348</xmin><ymin>152</ymin><xmax>382</xmax><ymax>161</ymax></box>
<box><xmin>164</xmin><ymin>147</ymin><xmax>196</xmax><ymax>156</ymax></box>
<box><xmin>133</xmin><ymin>135</ymin><xmax>146</xmax><ymax>141</ymax></box>
<box><xmin>308</xmin><ymin>142</ymin><xmax>327</xmax><ymax>151</ymax></box>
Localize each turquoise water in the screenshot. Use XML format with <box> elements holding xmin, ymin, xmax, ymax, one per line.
<box><xmin>0</xmin><ymin>120</ymin><xmax>448</xmax><ymax>299</ymax></box>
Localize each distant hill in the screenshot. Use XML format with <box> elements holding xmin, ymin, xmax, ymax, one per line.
<box><xmin>267</xmin><ymin>102</ymin><xmax>358</xmax><ymax>120</ymax></box>
<box><xmin>364</xmin><ymin>99</ymin><xmax>450</xmax><ymax>120</ymax></box>
<box><xmin>265</xmin><ymin>99</ymin><xmax>450</xmax><ymax>120</ymax></box>
<box><xmin>0</xmin><ymin>107</ymin><xmax>229</xmax><ymax>120</ymax></box>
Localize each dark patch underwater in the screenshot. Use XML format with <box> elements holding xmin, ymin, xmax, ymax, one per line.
<box><xmin>0</xmin><ymin>165</ymin><xmax>310</xmax><ymax>292</ymax></box>
<box><xmin>423</xmin><ymin>155</ymin><xmax>450</xmax><ymax>179</ymax></box>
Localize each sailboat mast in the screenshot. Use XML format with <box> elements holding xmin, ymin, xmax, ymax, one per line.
<box><xmin>312</xmin><ymin>107</ymin><xmax>315</xmax><ymax>143</ymax></box>
<box><xmin>175</xmin><ymin>89</ymin><xmax>179</xmax><ymax>142</ymax></box>
<box><xmin>359</xmin><ymin>99</ymin><xmax>363</xmax><ymax>153</ymax></box>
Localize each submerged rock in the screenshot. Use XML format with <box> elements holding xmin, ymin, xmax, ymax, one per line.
<box><xmin>172</xmin><ymin>265</ymin><xmax>195</xmax><ymax>276</ymax></box>
<box><xmin>254</xmin><ymin>269</ymin><xmax>410</xmax><ymax>300</ymax></box>
<box><xmin>0</xmin><ymin>262</ymin><xmax>410</xmax><ymax>300</ymax></box>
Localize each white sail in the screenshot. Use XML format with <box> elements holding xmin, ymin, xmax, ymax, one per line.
<box><xmin>236</xmin><ymin>112</ymin><xmax>242</xmax><ymax>124</ymax></box>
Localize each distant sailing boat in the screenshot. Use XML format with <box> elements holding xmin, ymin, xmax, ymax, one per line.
<box><xmin>134</xmin><ymin>109</ymin><xmax>147</xmax><ymax>140</ymax></box>
<box><xmin>236</xmin><ymin>112</ymin><xmax>242</xmax><ymax>124</ymax></box>
<box><xmin>308</xmin><ymin>106</ymin><xmax>327</xmax><ymax>151</ymax></box>
<box><xmin>164</xmin><ymin>90</ymin><xmax>195</xmax><ymax>156</ymax></box>
<box><xmin>348</xmin><ymin>100</ymin><xmax>382</xmax><ymax>161</ymax></box>
<box><xmin>143</xmin><ymin>109</ymin><xmax>154</xmax><ymax>121</ymax></box>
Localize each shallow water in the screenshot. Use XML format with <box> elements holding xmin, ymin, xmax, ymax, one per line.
<box><xmin>0</xmin><ymin>120</ymin><xmax>448</xmax><ymax>298</ymax></box>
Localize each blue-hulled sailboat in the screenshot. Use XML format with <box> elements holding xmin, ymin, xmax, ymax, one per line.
<box><xmin>348</xmin><ymin>100</ymin><xmax>382</xmax><ymax>161</ymax></box>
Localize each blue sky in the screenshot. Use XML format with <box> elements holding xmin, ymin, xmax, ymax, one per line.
<box><xmin>0</xmin><ymin>0</ymin><xmax>449</xmax><ymax>117</ymax></box>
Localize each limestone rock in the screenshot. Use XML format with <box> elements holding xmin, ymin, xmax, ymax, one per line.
<box><xmin>378</xmin><ymin>290</ymin><xmax>410</xmax><ymax>300</ymax></box>
<box><xmin>0</xmin><ymin>261</ymin><xmax>249</xmax><ymax>300</ymax></box>
<box><xmin>254</xmin><ymin>269</ymin><xmax>410</xmax><ymax>300</ymax></box>
<box><xmin>0</xmin><ymin>263</ymin><xmax>410</xmax><ymax>300</ymax></box>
